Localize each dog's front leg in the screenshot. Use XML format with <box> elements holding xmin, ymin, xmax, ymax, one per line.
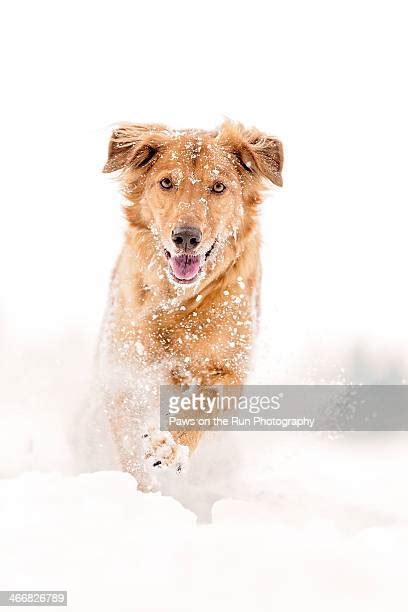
<box><xmin>171</xmin><ymin>430</ymin><xmax>203</xmax><ymax>454</ymax></box>
<box><xmin>168</xmin><ymin>364</ymin><xmax>245</xmax><ymax>457</ymax></box>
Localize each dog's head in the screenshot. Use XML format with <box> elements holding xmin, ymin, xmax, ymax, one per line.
<box><xmin>103</xmin><ymin>121</ymin><xmax>283</xmax><ymax>286</ymax></box>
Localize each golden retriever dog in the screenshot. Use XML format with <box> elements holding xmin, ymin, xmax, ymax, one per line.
<box><xmin>96</xmin><ymin>120</ymin><xmax>283</xmax><ymax>490</ymax></box>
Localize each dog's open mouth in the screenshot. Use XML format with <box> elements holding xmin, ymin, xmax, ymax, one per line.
<box><xmin>164</xmin><ymin>243</ymin><xmax>216</xmax><ymax>284</ymax></box>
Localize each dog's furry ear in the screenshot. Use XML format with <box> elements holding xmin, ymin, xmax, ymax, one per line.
<box><xmin>103</xmin><ymin>123</ymin><xmax>168</xmax><ymax>173</ymax></box>
<box><xmin>218</xmin><ymin>121</ymin><xmax>283</xmax><ymax>187</ymax></box>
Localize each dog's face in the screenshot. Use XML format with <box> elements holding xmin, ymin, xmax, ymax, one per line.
<box><xmin>104</xmin><ymin>122</ymin><xmax>283</xmax><ymax>286</ymax></box>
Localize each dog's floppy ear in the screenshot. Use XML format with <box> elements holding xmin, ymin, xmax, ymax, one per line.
<box><xmin>103</xmin><ymin>123</ymin><xmax>168</xmax><ymax>173</ymax></box>
<box><xmin>218</xmin><ymin>121</ymin><xmax>283</xmax><ymax>187</ymax></box>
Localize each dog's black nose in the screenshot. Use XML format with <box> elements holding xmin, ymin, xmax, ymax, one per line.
<box><xmin>171</xmin><ymin>226</ymin><xmax>202</xmax><ymax>251</ymax></box>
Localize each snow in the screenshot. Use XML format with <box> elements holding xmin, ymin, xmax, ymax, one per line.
<box><xmin>1</xmin><ymin>468</ymin><xmax>407</xmax><ymax>611</ymax></box>
<box><xmin>1</xmin><ymin>328</ymin><xmax>408</xmax><ymax>609</ymax></box>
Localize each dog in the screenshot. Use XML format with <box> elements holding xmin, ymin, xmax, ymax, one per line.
<box><xmin>96</xmin><ymin>120</ymin><xmax>283</xmax><ymax>490</ymax></box>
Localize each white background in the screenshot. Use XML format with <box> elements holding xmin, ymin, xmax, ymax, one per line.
<box><xmin>1</xmin><ymin>1</ymin><xmax>408</xmax><ymax>610</ymax></box>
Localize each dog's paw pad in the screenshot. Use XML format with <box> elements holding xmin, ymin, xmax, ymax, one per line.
<box><xmin>142</xmin><ymin>427</ymin><xmax>189</xmax><ymax>471</ymax></box>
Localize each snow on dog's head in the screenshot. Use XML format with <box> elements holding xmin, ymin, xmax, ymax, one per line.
<box><xmin>103</xmin><ymin>121</ymin><xmax>283</xmax><ymax>289</ymax></box>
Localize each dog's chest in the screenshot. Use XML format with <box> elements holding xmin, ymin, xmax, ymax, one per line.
<box><xmin>135</xmin><ymin>293</ymin><xmax>254</xmax><ymax>372</ymax></box>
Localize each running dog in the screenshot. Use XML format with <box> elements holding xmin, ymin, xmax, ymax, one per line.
<box><xmin>96</xmin><ymin>120</ymin><xmax>283</xmax><ymax>489</ymax></box>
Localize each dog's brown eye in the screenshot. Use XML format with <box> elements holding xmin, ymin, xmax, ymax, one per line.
<box><xmin>160</xmin><ymin>177</ymin><xmax>173</xmax><ymax>190</ymax></box>
<box><xmin>212</xmin><ymin>182</ymin><xmax>226</xmax><ymax>193</ymax></box>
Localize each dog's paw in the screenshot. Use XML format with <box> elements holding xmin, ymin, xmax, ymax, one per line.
<box><xmin>142</xmin><ymin>427</ymin><xmax>189</xmax><ymax>473</ymax></box>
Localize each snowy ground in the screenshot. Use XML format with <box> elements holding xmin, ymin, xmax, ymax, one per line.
<box><xmin>1</xmin><ymin>469</ymin><xmax>408</xmax><ymax>612</ymax></box>
<box><xmin>1</xmin><ymin>287</ymin><xmax>408</xmax><ymax>610</ymax></box>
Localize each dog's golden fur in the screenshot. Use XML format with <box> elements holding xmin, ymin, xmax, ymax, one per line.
<box><xmin>98</xmin><ymin>120</ymin><xmax>283</xmax><ymax>489</ymax></box>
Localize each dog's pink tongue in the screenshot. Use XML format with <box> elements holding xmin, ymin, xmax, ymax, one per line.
<box><xmin>170</xmin><ymin>254</ymin><xmax>201</xmax><ymax>280</ymax></box>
